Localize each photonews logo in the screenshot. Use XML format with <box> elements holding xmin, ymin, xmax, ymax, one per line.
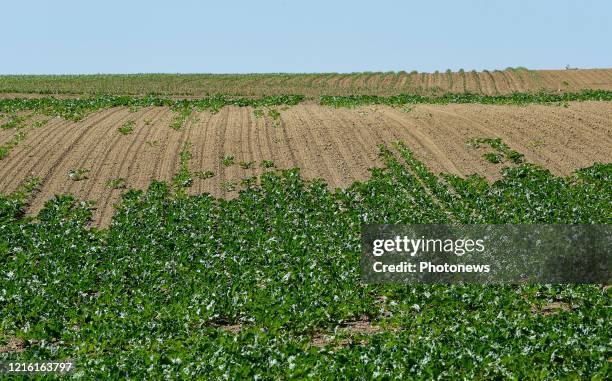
<box><xmin>361</xmin><ymin>224</ymin><xmax>611</xmax><ymax>284</ymax></box>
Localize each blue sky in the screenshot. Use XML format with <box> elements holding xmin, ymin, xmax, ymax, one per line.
<box><xmin>1</xmin><ymin>0</ymin><xmax>610</xmax><ymax>74</ymax></box>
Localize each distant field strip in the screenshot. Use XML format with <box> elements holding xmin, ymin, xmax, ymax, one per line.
<box><xmin>2</xmin><ymin>68</ymin><xmax>612</xmax><ymax>96</ymax></box>
<box><xmin>1</xmin><ymin>90</ymin><xmax>612</xmax><ymax>121</ymax></box>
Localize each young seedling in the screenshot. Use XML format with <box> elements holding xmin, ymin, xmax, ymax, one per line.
<box><xmin>107</xmin><ymin>178</ymin><xmax>127</xmax><ymax>189</ymax></box>
<box><xmin>267</xmin><ymin>109</ymin><xmax>281</xmax><ymax>120</ymax></box>
<box><xmin>31</xmin><ymin>119</ymin><xmax>49</xmax><ymax>128</ymax></box>
<box><xmin>240</xmin><ymin>176</ymin><xmax>257</xmax><ymax>187</ymax></box>
<box><xmin>194</xmin><ymin>170</ymin><xmax>215</xmax><ymax>179</ymax></box>
<box><xmin>220</xmin><ymin>180</ymin><xmax>236</xmax><ymax>192</ymax></box>
<box><xmin>505</xmin><ymin>150</ymin><xmax>524</xmax><ymax>164</ymax></box>
<box><xmin>68</xmin><ymin>168</ymin><xmax>90</xmax><ymax>181</ymax></box>
<box><xmin>469</xmin><ymin>137</ymin><xmax>525</xmax><ymax>165</ymax></box>
<box><xmin>239</xmin><ymin>160</ymin><xmax>255</xmax><ymax>169</ymax></box>
<box><xmin>260</xmin><ymin>160</ymin><xmax>275</xmax><ymax>169</ymax></box>
<box><xmin>1</xmin><ymin>115</ymin><xmax>27</xmax><ymax>130</ymax></box>
<box><xmin>267</xmin><ymin>108</ymin><xmax>281</xmax><ymax>127</ymax></box>
<box><xmin>170</xmin><ymin>107</ymin><xmax>193</xmax><ymax>130</ymax></box>
<box><xmin>118</xmin><ymin>120</ymin><xmax>135</xmax><ymax>135</ymax></box>
<box><xmin>221</xmin><ymin>155</ymin><xmax>235</xmax><ymax>167</ymax></box>
<box><xmin>0</xmin><ymin>131</ymin><xmax>27</xmax><ymax>160</ymax></box>
<box><xmin>483</xmin><ymin>152</ymin><xmax>503</xmax><ymax>164</ymax></box>
<box><xmin>173</xmin><ymin>143</ymin><xmax>194</xmax><ymax>190</ymax></box>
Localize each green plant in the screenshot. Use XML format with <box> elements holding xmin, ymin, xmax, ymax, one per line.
<box><xmin>239</xmin><ymin>160</ymin><xmax>255</xmax><ymax>169</ymax></box>
<box><xmin>268</xmin><ymin>108</ymin><xmax>281</xmax><ymax>127</ymax></box>
<box><xmin>469</xmin><ymin>137</ymin><xmax>525</xmax><ymax>164</ymax></box>
<box><xmin>169</xmin><ymin>106</ymin><xmax>193</xmax><ymax>130</ymax></box>
<box><xmin>483</xmin><ymin>152</ymin><xmax>503</xmax><ymax>163</ymax></box>
<box><xmin>107</xmin><ymin>178</ymin><xmax>127</xmax><ymax>189</ymax></box>
<box><xmin>0</xmin><ymin>143</ymin><xmax>609</xmax><ymax>379</ymax></box>
<box><xmin>1</xmin><ymin>91</ymin><xmax>611</xmax><ymax>123</ymax></box>
<box><xmin>118</xmin><ymin>120</ymin><xmax>135</xmax><ymax>135</ymax></box>
<box><xmin>194</xmin><ymin>170</ymin><xmax>215</xmax><ymax>179</ymax></box>
<box><xmin>240</xmin><ymin>176</ymin><xmax>257</xmax><ymax>187</ymax></box>
<box><xmin>261</xmin><ymin>160</ymin><xmax>275</xmax><ymax>168</ymax></box>
<box><xmin>319</xmin><ymin>89</ymin><xmax>612</xmax><ymax>108</ymax></box>
<box><xmin>220</xmin><ymin>180</ymin><xmax>236</xmax><ymax>192</ymax></box>
<box><xmin>221</xmin><ymin>155</ymin><xmax>235</xmax><ymax>167</ymax></box>
<box><xmin>67</xmin><ymin>168</ymin><xmax>90</xmax><ymax>181</ymax></box>
<box><xmin>506</xmin><ymin>150</ymin><xmax>524</xmax><ymax>164</ymax></box>
<box><xmin>268</xmin><ymin>109</ymin><xmax>281</xmax><ymax>120</ymax></box>
<box><xmin>0</xmin><ymin>114</ymin><xmax>27</xmax><ymax>130</ymax></box>
<box><xmin>0</xmin><ymin>131</ymin><xmax>26</xmax><ymax>160</ymax></box>
<box><xmin>172</xmin><ymin>143</ymin><xmax>193</xmax><ymax>191</ymax></box>
<box><xmin>31</xmin><ymin>119</ymin><xmax>49</xmax><ymax>128</ymax></box>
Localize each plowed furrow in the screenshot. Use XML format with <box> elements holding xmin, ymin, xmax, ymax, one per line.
<box><xmin>27</xmin><ymin>109</ymin><xmax>136</xmax><ymax>216</ymax></box>
<box><xmin>326</xmin><ymin>107</ymin><xmax>383</xmax><ymax>180</ymax></box>
<box><xmin>129</xmin><ymin>109</ymin><xmax>174</xmax><ymax>192</ymax></box>
<box><xmin>480</xmin><ymin>71</ymin><xmax>499</xmax><ymax>95</ymax></box>
<box><xmin>185</xmin><ymin>110</ymin><xmax>214</xmax><ymax>195</ymax></box>
<box><xmin>293</xmin><ymin>106</ymin><xmax>343</xmax><ymax>183</ymax></box>
<box><xmin>422</xmin><ymin>105</ymin><xmax>542</xmax><ymax>168</ymax></box>
<box><xmin>377</xmin><ymin>107</ymin><xmax>464</xmax><ymax>176</ymax></box>
<box><xmin>300</xmin><ymin>106</ymin><xmax>358</xmax><ymax>187</ymax></box>
<box><xmin>194</xmin><ymin>109</ymin><xmax>228</xmax><ymax>196</ymax></box>
<box><xmin>24</xmin><ymin>109</ymin><xmax>129</xmax><ymax>215</ymax></box>
<box><xmin>218</xmin><ymin>107</ymin><xmax>242</xmax><ymax>197</ymax></box>
<box><xmin>0</xmin><ymin>117</ymin><xmax>72</xmax><ymax>190</ymax></box>
<box><xmin>280</xmin><ymin>107</ymin><xmax>331</xmax><ymax>182</ymax></box>
<box><xmin>0</xmin><ymin>110</ymin><xmax>119</xmax><ymax>194</ymax></box>
<box><xmin>96</xmin><ymin>107</ymin><xmax>168</xmax><ymax>225</ymax></box>
<box><xmin>71</xmin><ymin>110</ymin><xmax>154</xmax><ymax>201</ymax></box>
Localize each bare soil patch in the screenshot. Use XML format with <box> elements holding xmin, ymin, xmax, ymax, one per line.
<box><xmin>531</xmin><ymin>302</ymin><xmax>572</xmax><ymax>316</ymax></box>
<box><xmin>1</xmin><ymin>102</ymin><xmax>610</xmax><ymax>226</ymax></box>
<box><xmin>0</xmin><ymin>335</ymin><xmax>25</xmax><ymax>354</ymax></box>
<box><xmin>310</xmin><ymin>316</ymin><xmax>391</xmax><ymax>349</ymax></box>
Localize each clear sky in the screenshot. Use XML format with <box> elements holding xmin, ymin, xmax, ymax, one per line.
<box><xmin>2</xmin><ymin>0</ymin><xmax>610</xmax><ymax>74</ymax></box>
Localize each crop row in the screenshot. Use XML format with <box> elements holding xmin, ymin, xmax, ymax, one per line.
<box><xmin>0</xmin><ymin>116</ymin><xmax>48</xmax><ymax>160</ymax></box>
<box><xmin>0</xmin><ymin>94</ymin><xmax>305</xmax><ymax>121</ymax></box>
<box><xmin>320</xmin><ymin>89</ymin><xmax>612</xmax><ymax>107</ymax></box>
<box><xmin>0</xmin><ymin>142</ymin><xmax>610</xmax><ymax>379</ymax></box>
<box><xmin>2</xmin><ymin>90</ymin><xmax>612</xmax><ymax>121</ymax></box>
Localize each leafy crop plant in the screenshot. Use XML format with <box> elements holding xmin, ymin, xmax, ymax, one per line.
<box><xmin>0</xmin><ymin>143</ymin><xmax>609</xmax><ymax>379</ymax></box>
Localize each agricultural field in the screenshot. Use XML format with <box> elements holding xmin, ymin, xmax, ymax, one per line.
<box><xmin>1</xmin><ymin>68</ymin><xmax>612</xmax><ymax>97</ymax></box>
<box><xmin>0</xmin><ymin>80</ymin><xmax>611</xmax><ymax>378</ymax></box>
<box><xmin>1</xmin><ymin>96</ymin><xmax>612</xmax><ymax>226</ymax></box>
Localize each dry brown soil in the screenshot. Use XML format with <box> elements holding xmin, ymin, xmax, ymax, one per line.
<box><xmin>1</xmin><ymin>102</ymin><xmax>610</xmax><ymax>226</ymax></box>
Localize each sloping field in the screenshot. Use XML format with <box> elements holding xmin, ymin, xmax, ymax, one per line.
<box><xmin>1</xmin><ymin>68</ymin><xmax>612</xmax><ymax>97</ymax></box>
<box><xmin>1</xmin><ymin>102</ymin><xmax>610</xmax><ymax>226</ymax></box>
